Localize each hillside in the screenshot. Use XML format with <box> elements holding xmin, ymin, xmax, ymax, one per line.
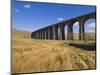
<box><xmin>12</xmin><ymin>29</ymin><xmax>96</xmax><ymax>73</ymax></box>
<box><xmin>12</xmin><ymin>28</ymin><xmax>95</xmax><ymax>40</ymax></box>
<box><xmin>65</xmin><ymin>32</ymin><xmax>95</xmax><ymax>40</ymax></box>
<box><xmin>12</xmin><ymin>28</ymin><xmax>31</xmax><ymax>39</ymax></box>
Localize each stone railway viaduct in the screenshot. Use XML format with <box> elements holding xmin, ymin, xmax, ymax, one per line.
<box><xmin>31</xmin><ymin>12</ymin><xmax>96</xmax><ymax>40</ymax></box>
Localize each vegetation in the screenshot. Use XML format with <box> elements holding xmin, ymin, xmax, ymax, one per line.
<box><xmin>12</xmin><ymin>28</ymin><xmax>96</xmax><ymax>73</ymax></box>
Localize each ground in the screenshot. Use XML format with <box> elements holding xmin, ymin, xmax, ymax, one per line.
<box><xmin>12</xmin><ymin>38</ymin><xmax>96</xmax><ymax>73</ymax></box>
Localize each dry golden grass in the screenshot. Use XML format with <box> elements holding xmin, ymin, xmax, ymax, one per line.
<box><xmin>12</xmin><ymin>38</ymin><xmax>96</xmax><ymax>73</ymax></box>
<box><xmin>12</xmin><ymin>29</ymin><xmax>96</xmax><ymax>73</ymax></box>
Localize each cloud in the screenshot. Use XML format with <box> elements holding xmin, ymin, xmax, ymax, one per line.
<box><xmin>24</xmin><ymin>4</ymin><xmax>31</xmax><ymax>9</ymax></box>
<box><xmin>15</xmin><ymin>9</ymin><xmax>19</xmax><ymax>12</ymax></box>
<box><xmin>87</xmin><ymin>22</ymin><xmax>96</xmax><ymax>30</ymax></box>
<box><xmin>73</xmin><ymin>22</ymin><xmax>79</xmax><ymax>26</ymax></box>
<box><xmin>57</xmin><ymin>17</ymin><xmax>64</xmax><ymax>21</ymax></box>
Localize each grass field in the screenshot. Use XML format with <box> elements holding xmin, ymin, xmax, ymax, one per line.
<box><xmin>12</xmin><ymin>39</ymin><xmax>96</xmax><ymax>73</ymax></box>
<box><xmin>12</xmin><ymin>29</ymin><xmax>96</xmax><ymax>73</ymax></box>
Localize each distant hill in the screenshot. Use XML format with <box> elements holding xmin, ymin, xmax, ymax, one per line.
<box><xmin>85</xmin><ymin>32</ymin><xmax>96</xmax><ymax>40</ymax></box>
<box><xmin>12</xmin><ymin>28</ymin><xmax>31</xmax><ymax>39</ymax></box>
<box><xmin>12</xmin><ymin>28</ymin><xmax>95</xmax><ymax>40</ymax></box>
<box><xmin>65</xmin><ymin>32</ymin><xmax>96</xmax><ymax>40</ymax></box>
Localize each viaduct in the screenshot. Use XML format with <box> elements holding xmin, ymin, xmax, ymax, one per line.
<box><xmin>31</xmin><ymin>12</ymin><xmax>96</xmax><ymax>40</ymax></box>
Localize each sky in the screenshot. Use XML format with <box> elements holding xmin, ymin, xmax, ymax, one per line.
<box><xmin>12</xmin><ymin>0</ymin><xmax>96</xmax><ymax>32</ymax></box>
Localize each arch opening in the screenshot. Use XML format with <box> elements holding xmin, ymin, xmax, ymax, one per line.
<box><xmin>64</xmin><ymin>25</ymin><xmax>68</xmax><ymax>40</ymax></box>
<box><xmin>73</xmin><ymin>21</ymin><xmax>79</xmax><ymax>40</ymax></box>
<box><xmin>58</xmin><ymin>26</ymin><xmax>61</xmax><ymax>40</ymax></box>
<box><xmin>84</xmin><ymin>19</ymin><xmax>96</xmax><ymax>41</ymax></box>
